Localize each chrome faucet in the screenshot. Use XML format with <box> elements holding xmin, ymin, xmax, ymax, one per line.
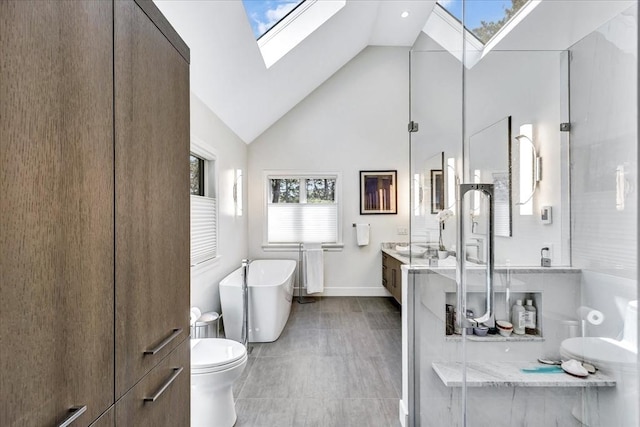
<box><xmin>465</xmin><ymin>237</ymin><xmax>484</xmax><ymax>263</ymax></box>
<box><xmin>241</xmin><ymin>259</ymin><xmax>251</xmax><ymax>348</ymax></box>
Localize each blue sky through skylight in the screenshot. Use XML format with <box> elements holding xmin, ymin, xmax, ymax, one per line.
<box><xmin>438</xmin><ymin>0</ymin><xmax>526</xmax><ymax>43</ymax></box>
<box><xmin>242</xmin><ymin>0</ymin><xmax>305</xmax><ymax>39</ymax></box>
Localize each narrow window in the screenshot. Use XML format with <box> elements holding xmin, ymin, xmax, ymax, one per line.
<box><xmin>190</xmin><ymin>154</ymin><xmax>204</xmax><ymax>196</ymax></box>
<box><xmin>190</xmin><ymin>153</ymin><xmax>217</xmax><ymax>265</ymax></box>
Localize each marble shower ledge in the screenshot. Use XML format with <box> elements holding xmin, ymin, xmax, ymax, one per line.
<box><xmin>432</xmin><ymin>362</ymin><xmax>615</xmax><ymax>387</ymax></box>
<box><xmin>444</xmin><ymin>334</ymin><xmax>544</xmax><ymax>342</ymax></box>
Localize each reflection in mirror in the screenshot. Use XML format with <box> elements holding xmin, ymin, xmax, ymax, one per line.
<box><xmin>468</xmin><ymin>116</ymin><xmax>512</xmax><ymax>237</ymax></box>
<box><xmin>430</xmin><ymin>166</ymin><xmax>444</xmax><ymax>214</ymax></box>
<box><xmin>411</xmin><ymin>151</ymin><xmax>451</xmax><ymax>256</ymax></box>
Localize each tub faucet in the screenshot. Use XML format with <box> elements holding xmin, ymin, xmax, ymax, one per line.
<box><xmin>241</xmin><ymin>259</ymin><xmax>251</xmax><ymax>348</ymax></box>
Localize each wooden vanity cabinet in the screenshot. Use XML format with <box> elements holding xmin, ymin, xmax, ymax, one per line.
<box><xmin>382</xmin><ymin>253</ymin><xmax>402</xmax><ymax>304</ymax></box>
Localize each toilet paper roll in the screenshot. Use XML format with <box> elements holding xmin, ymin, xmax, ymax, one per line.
<box><xmin>190</xmin><ymin>306</ymin><xmax>202</xmax><ymax>326</ymax></box>
<box><xmin>576</xmin><ymin>306</ymin><xmax>604</xmax><ymax>325</ymax></box>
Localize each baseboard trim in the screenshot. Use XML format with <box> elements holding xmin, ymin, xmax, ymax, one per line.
<box><xmin>294</xmin><ymin>286</ymin><xmax>392</xmax><ymax>297</ymax></box>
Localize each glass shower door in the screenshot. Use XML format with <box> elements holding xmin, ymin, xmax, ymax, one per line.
<box><xmin>408</xmin><ymin>2</ymin><xmax>637</xmax><ymax>426</ymax></box>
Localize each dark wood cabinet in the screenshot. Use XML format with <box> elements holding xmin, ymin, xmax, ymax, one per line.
<box><xmin>382</xmin><ymin>252</ymin><xmax>402</xmax><ymax>304</ymax></box>
<box><xmin>114</xmin><ymin>0</ymin><xmax>190</xmax><ymax>399</ymax></box>
<box><xmin>1</xmin><ymin>1</ymin><xmax>190</xmax><ymax>425</ymax></box>
<box><xmin>1</xmin><ymin>2</ymin><xmax>114</xmax><ymax>426</ymax></box>
<box><xmin>115</xmin><ymin>340</ymin><xmax>190</xmax><ymax>427</ymax></box>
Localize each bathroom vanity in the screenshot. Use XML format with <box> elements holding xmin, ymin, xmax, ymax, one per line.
<box><xmin>381</xmin><ymin>243</ymin><xmax>455</xmax><ymax>304</ymax></box>
<box><xmin>382</xmin><ymin>251</ymin><xmax>404</xmax><ymax>303</ymax></box>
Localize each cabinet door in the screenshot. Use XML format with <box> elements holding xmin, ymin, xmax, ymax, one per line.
<box><xmin>389</xmin><ymin>257</ymin><xmax>402</xmax><ymax>304</ymax></box>
<box><xmin>0</xmin><ymin>2</ymin><xmax>114</xmax><ymax>426</ymax></box>
<box><xmin>115</xmin><ymin>339</ymin><xmax>190</xmax><ymax>427</ymax></box>
<box><xmin>89</xmin><ymin>407</ymin><xmax>115</xmax><ymax>427</ymax></box>
<box><xmin>382</xmin><ymin>253</ymin><xmax>390</xmax><ymax>290</ymax></box>
<box><xmin>114</xmin><ymin>0</ymin><xmax>190</xmax><ymax>398</ymax></box>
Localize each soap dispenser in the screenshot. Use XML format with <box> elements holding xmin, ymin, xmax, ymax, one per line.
<box><xmin>512</xmin><ymin>300</ymin><xmax>526</xmax><ymax>335</ymax></box>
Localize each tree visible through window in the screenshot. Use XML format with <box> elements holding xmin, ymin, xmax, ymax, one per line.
<box><xmin>472</xmin><ymin>0</ymin><xmax>529</xmax><ymax>43</ymax></box>
<box><xmin>190</xmin><ymin>154</ymin><xmax>204</xmax><ymax>196</ymax></box>
<box><xmin>266</xmin><ymin>175</ymin><xmax>339</xmax><ymax>244</ymax></box>
<box><xmin>270</xmin><ymin>179</ymin><xmax>300</xmax><ymax>203</ymax></box>
<box><xmin>437</xmin><ymin>0</ymin><xmax>530</xmax><ymax>44</ymax></box>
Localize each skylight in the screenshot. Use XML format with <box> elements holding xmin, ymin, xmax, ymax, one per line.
<box><xmin>437</xmin><ymin>0</ymin><xmax>529</xmax><ymax>44</ymax></box>
<box><xmin>242</xmin><ymin>0</ymin><xmax>306</xmax><ymax>40</ymax></box>
<box><xmin>241</xmin><ymin>0</ymin><xmax>346</xmax><ymax>69</ymax></box>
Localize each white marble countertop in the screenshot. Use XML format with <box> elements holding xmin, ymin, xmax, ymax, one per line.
<box><xmin>381</xmin><ymin>246</ymin><xmax>579</xmax><ymax>274</ymax></box>
<box><xmin>381</xmin><ymin>247</ymin><xmax>457</xmax><ymax>268</ymax></box>
<box><xmin>432</xmin><ymin>362</ymin><xmax>616</xmax><ymax>387</ymax></box>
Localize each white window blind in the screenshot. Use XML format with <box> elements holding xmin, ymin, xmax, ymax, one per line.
<box><xmin>267</xmin><ymin>204</ymin><xmax>337</xmax><ymax>243</ymax></box>
<box><xmin>191</xmin><ymin>195</ymin><xmax>217</xmax><ymax>265</ymax></box>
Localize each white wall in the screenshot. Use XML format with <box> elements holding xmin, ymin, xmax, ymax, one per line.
<box><xmin>247</xmin><ymin>46</ymin><xmax>410</xmax><ymax>296</ymax></box>
<box><xmin>410</xmin><ymin>33</ymin><xmax>567</xmax><ymax>266</ymax></box>
<box><xmin>570</xmin><ymin>4</ymin><xmax>637</xmax><ymax>281</ymax></box>
<box><xmin>570</xmin><ymin>4</ymin><xmax>637</xmax><ymax>348</ymax></box>
<box><xmin>410</xmin><ymin>34</ymin><xmax>463</xmax><ymax>250</ymax></box>
<box><xmin>465</xmin><ymin>49</ymin><xmax>566</xmax><ymax>266</ymax></box>
<box><xmin>190</xmin><ymin>93</ymin><xmax>248</xmax><ymax>313</ymax></box>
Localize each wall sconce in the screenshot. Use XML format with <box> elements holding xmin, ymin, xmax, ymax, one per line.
<box><xmin>515</xmin><ymin>124</ymin><xmax>541</xmax><ymax>215</ymax></box>
<box><xmin>471</xmin><ymin>169</ymin><xmax>481</xmax><ymax>217</ymax></box>
<box><xmin>616</xmin><ymin>165</ymin><xmax>630</xmax><ymax>211</ymax></box>
<box><xmin>446</xmin><ymin>157</ymin><xmax>456</xmax><ymax>212</ymax></box>
<box><xmin>413</xmin><ymin>173</ymin><xmax>423</xmax><ymax>216</ymax></box>
<box><xmin>233</xmin><ymin>169</ymin><xmax>243</xmax><ymax>216</ymax></box>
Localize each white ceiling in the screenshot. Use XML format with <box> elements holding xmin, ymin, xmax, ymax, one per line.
<box><xmin>154</xmin><ymin>0</ymin><xmax>435</xmax><ymax>144</ymax></box>
<box><xmin>154</xmin><ymin>0</ymin><xmax>635</xmax><ymax>144</ymax></box>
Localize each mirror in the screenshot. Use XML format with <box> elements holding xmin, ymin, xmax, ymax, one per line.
<box><xmin>411</xmin><ymin>151</ymin><xmax>445</xmax><ymax>242</ymax></box>
<box><xmin>468</xmin><ymin>116</ymin><xmax>512</xmax><ymax>237</ymax></box>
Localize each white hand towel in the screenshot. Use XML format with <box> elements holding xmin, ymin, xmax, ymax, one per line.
<box><xmin>356</xmin><ymin>223</ymin><xmax>370</xmax><ymax>246</ymax></box>
<box><xmin>304</xmin><ymin>242</ymin><xmax>324</xmax><ymax>294</ymax></box>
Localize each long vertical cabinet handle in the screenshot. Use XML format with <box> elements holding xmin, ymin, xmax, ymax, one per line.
<box><xmin>456</xmin><ymin>184</ymin><xmax>495</xmax><ymax>327</ymax></box>
<box><xmin>144</xmin><ymin>328</ymin><xmax>183</xmax><ymax>355</ymax></box>
<box><xmin>144</xmin><ymin>367</ymin><xmax>184</xmax><ymax>403</ymax></box>
<box><xmin>57</xmin><ymin>405</ymin><xmax>87</xmax><ymax>427</ymax></box>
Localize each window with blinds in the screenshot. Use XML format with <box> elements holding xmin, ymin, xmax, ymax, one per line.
<box><xmin>266</xmin><ymin>175</ymin><xmax>339</xmax><ymax>244</ymax></box>
<box><xmin>190</xmin><ymin>153</ymin><xmax>217</xmax><ymax>265</ymax></box>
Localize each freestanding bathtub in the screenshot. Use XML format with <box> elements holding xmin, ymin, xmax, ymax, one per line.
<box><xmin>219</xmin><ymin>259</ymin><xmax>297</xmax><ymax>343</ymax></box>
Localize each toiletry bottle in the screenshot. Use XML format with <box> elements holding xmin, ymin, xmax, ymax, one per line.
<box><xmin>445</xmin><ymin>304</ymin><xmax>455</xmax><ymax>335</ymax></box>
<box><xmin>511</xmin><ymin>300</ymin><xmax>526</xmax><ymax>335</ymax></box>
<box><xmin>525</xmin><ymin>299</ymin><xmax>537</xmax><ymax>335</ymax></box>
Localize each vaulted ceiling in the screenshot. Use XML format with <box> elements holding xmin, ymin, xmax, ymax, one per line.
<box><xmin>154</xmin><ymin>0</ymin><xmax>634</xmax><ymax>144</ymax></box>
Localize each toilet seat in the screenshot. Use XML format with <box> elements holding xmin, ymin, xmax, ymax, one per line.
<box><xmin>191</xmin><ymin>338</ymin><xmax>248</xmax><ymax>374</ymax></box>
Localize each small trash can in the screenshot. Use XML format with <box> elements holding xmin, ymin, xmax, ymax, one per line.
<box><xmin>192</xmin><ymin>311</ymin><xmax>220</xmax><ymax>338</ymax></box>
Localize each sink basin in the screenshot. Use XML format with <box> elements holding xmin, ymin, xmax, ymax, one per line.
<box><xmin>395</xmin><ymin>244</ymin><xmax>427</xmax><ymax>256</ymax></box>
<box><xmin>560</xmin><ymin>336</ymin><xmax>637</xmax><ymax>367</ymax></box>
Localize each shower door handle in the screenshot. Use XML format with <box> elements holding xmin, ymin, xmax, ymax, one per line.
<box><xmin>456</xmin><ymin>184</ymin><xmax>495</xmax><ymax>326</ymax></box>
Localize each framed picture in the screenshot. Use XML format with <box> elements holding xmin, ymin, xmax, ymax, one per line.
<box><xmin>430</xmin><ymin>169</ymin><xmax>444</xmax><ymax>214</ymax></box>
<box><xmin>360</xmin><ymin>170</ymin><xmax>397</xmax><ymax>214</ymax></box>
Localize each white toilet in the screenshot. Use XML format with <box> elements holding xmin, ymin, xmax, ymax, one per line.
<box><xmin>191</xmin><ymin>338</ymin><xmax>248</xmax><ymax>427</ymax></box>
<box><xmin>560</xmin><ymin>300</ymin><xmax>638</xmax><ymax>427</ymax></box>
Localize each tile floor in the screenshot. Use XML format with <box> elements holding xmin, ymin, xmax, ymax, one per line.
<box><xmin>232</xmin><ymin>296</ymin><xmax>402</xmax><ymax>427</ymax></box>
